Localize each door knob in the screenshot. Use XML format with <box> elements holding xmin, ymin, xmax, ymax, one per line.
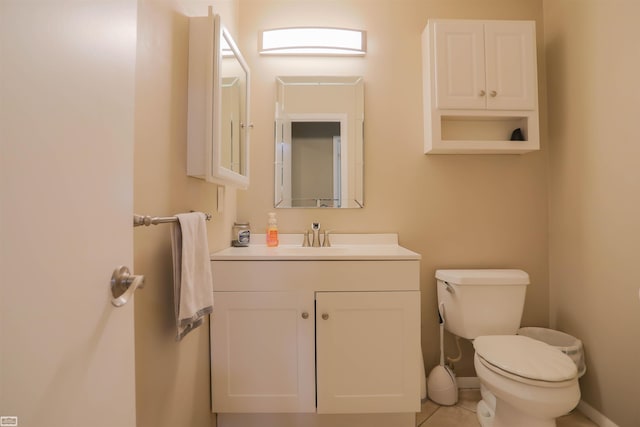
<box><xmin>110</xmin><ymin>266</ymin><xmax>145</xmax><ymax>307</ymax></box>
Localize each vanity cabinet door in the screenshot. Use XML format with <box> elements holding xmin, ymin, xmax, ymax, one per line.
<box><xmin>315</xmin><ymin>291</ymin><xmax>421</xmax><ymax>414</ymax></box>
<box><xmin>210</xmin><ymin>291</ymin><xmax>315</xmax><ymax>413</ymax></box>
<box><xmin>434</xmin><ymin>20</ymin><xmax>536</xmax><ymax>111</ymax></box>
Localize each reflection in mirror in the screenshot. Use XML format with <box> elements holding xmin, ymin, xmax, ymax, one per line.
<box><xmin>292</xmin><ymin>121</ymin><xmax>341</xmax><ymax>207</ymax></box>
<box><xmin>275</xmin><ymin>76</ymin><xmax>364</xmax><ymax>208</ymax></box>
<box><xmin>220</xmin><ymin>77</ymin><xmax>241</xmax><ymax>173</ymax></box>
<box><xmin>215</xmin><ymin>26</ymin><xmax>250</xmax><ymax>186</ymax></box>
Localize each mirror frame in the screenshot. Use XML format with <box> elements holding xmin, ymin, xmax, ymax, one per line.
<box><xmin>274</xmin><ymin>76</ymin><xmax>364</xmax><ymax>208</ymax></box>
<box><xmin>211</xmin><ymin>15</ymin><xmax>250</xmax><ymax>188</ymax></box>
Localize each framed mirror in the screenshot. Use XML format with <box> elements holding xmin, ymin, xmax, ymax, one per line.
<box><xmin>274</xmin><ymin>76</ymin><xmax>364</xmax><ymax>208</ymax></box>
<box><xmin>187</xmin><ymin>10</ymin><xmax>250</xmax><ymax>188</ymax></box>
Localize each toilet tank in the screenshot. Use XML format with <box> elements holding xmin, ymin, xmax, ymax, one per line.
<box><xmin>436</xmin><ymin>269</ymin><xmax>529</xmax><ymax>340</ymax></box>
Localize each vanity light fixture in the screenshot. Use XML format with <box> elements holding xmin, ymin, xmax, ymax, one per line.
<box><xmin>259</xmin><ymin>27</ymin><xmax>366</xmax><ymax>56</ymax></box>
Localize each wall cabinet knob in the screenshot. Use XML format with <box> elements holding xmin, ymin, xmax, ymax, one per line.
<box><xmin>479</xmin><ymin>90</ymin><xmax>486</xmax><ymax>97</ymax></box>
<box><xmin>490</xmin><ymin>90</ymin><xmax>497</xmax><ymax>97</ymax></box>
<box><xmin>322</xmin><ymin>313</ymin><xmax>329</xmax><ymax>320</ymax></box>
<box><xmin>301</xmin><ymin>312</ymin><xmax>309</xmax><ymax>319</ymax></box>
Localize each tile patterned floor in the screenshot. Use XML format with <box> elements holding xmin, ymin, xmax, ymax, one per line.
<box><xmin>417</xmin><ymin>389</ymin><xmax>599</xmax><ymax>427</ymax></box>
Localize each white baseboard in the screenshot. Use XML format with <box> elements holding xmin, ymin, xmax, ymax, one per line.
<box><xmin>456</xmin><ymin>376</ymin><xmax>620</xmax><ymax>427</ymax></box>
<box><xmin>577</xmin><ymin>400</ymin><xmax>620</xmax><ymax>427</ymax></box>
<box><xmin>456</xmin><ymin>376</ymin><xmax>480</xmax><ymax>389</ymax></box>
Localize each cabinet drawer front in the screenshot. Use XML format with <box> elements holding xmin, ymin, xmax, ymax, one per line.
<box><xmin>211</xmin><ymin>260</ymin><xmax>420</xmax><ymax>291</ymax></box>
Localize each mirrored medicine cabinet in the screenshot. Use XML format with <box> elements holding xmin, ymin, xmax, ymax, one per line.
<box><xmin>274</xmin><ymin>76</ymin><xmax>364</xmax><ymax>208</ymax></box>
<box><xmin>187</xmin><ymin>9</ymin><xmax>250</xmax><ymax>188</ymax></box>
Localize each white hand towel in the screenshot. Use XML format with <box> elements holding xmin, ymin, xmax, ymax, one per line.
<box><xmin>170</xmin><ymin>212</ymin><xmax>214</xmax><ymax>341</ymax></box>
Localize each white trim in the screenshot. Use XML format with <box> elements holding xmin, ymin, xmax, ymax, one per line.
<box><xmin>457</xmin><ymin>376</ymin><xmax>481</xmax><ymax>389</ymax></box>
<box><xmin>577</xmin><ymin>400</ymin><xmax>620</xmax><ymax>427</ymax></box>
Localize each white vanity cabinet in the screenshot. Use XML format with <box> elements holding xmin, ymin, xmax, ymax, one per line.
<box><xmin>209</xmin><ymin>235</ymin><xmax>421</xmax><ymax>426</ymax></box>
<box><xmin>422</xmin><ymin>19</ymin><xmax>540</xmax><ymax>154</ymax></box>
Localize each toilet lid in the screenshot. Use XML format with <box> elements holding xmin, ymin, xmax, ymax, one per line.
<box><xmin>474</xmin><ymin>335</ymin><xmax>577</xmax><ymax>382</ymax></box>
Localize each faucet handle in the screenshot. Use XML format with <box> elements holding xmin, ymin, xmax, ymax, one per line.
<box><xmin>302</xmin><ymin>230</ymin><xmax>311</xmax><ymax>247</ymax></box>
<box><xmin>322</xmin><ymin>230</ymin><xmax>331</xmax><ymax>247</ymax></box>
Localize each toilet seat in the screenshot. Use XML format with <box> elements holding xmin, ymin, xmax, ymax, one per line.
<box><xmin>474</xmin><ymin>335</ymin><xmax>578</xmax><ymax>386</ymax></box>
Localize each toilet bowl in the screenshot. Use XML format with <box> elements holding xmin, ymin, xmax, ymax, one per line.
<box><xmin>473</xmin><ymin>335</ymin><xmax>580</xmax><ymax>427</ymax></box>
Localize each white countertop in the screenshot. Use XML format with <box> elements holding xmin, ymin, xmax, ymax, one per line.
<box><xmin>211</xmin><ymin>233</ymin><xmax>421</xmax><ymax>261</ymax></box>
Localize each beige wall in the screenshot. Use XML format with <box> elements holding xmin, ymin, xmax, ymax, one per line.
<box><xmin>133</xmin><ymin>1</ymin><xmax>238</xmax><ymax>426</ymax></box>
<box><xmin>237</xmin><ymin>0</ymin><xmax>548</xmax><ymax>375</ymax></box>
<box><xmin>544</xmin><ymin>1</ymin><xmax>640</xmax><ymax>425</ymax></box>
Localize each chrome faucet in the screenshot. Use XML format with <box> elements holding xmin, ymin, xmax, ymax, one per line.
<box><xmin>311</xmin><ymin>222</ymin><xmax>321</xmax><ymax>247</ymax></box>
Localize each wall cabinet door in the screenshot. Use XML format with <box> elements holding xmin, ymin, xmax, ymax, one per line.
<box><xmin>434</xmin><ymin>21</ymin><xmax>536</xmax><ymax>111</ymax></box>
<box><xmin>210</xmin><ymin>291</ymin><xmax>316</xmax><ymax>413</ymax></box>
<box><xmin>315</xmin><ymin>291</ymin><xmax>421</xmax><ymax>414</ymax></box>
<box><xmin>434</xmin><ymin>21</ymin><xmax>487</xmax><ymax>110</ymax></box>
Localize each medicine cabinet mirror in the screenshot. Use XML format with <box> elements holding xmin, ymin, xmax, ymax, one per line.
<box><xmin>274</xmin><ymin>76</ymin><xmax>364</xmax><ymax>208</ymax></box>
<box><xmin>187</xmin><ymin>11</ymin><xmax>250</xmax><ymax>188</ymax></box>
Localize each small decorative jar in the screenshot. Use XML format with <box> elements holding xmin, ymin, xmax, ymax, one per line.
<box><xmin>232</xmin><ymin>222</ymin><xmax>250</xmax><ymax>247</ymax></box>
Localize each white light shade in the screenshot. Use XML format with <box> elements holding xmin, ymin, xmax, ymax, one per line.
<box><xmin>260</xmin><ymin>27</ymin><xmax>366</xmax><ymax>56</ymax></box>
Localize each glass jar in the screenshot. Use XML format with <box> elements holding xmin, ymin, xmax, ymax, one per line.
<box><xmin>232</xmin><ymin>222</ymin><xmax>250</xmax><ymax>247</ymax></box>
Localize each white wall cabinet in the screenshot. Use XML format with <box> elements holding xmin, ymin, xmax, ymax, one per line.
<box><xmin>187</xmin><ymin>10</ymin><xmax>251</xmax><ymax>187</ymax></box>
<box><xmin>423</xmin><ymin>19</ymin><xmax>540</xmax><ymax>154</ymax></box>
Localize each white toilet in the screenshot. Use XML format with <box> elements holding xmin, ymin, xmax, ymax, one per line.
<box><xmin>436</xmin><ymin>269</ymin><xmax>580</xmax><ymax>427</ymax></box>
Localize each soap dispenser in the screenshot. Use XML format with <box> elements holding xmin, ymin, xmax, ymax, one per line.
<box><xmin>266</xmin><ymin>212</ymin><xmax>279</xmax><ymax>247</ymax></box>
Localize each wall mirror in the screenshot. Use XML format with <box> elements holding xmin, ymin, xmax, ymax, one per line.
<box><xmin>274</xmin><ymin>76</ymin><xmax>364</xmax><ymax>208</ymax></box>
<box><xmin>187</xmin><ymin>11</ymin><xmax>250</xmax><ymax>188</ymax></box>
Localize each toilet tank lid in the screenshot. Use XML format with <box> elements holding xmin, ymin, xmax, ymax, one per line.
<box><xmin>435</xmin><ymin>269</ymin><xmax>530</xmax><ymax>285</ymax></box>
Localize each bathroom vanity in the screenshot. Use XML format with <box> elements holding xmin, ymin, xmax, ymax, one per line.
<box><xmin>210</xmin><ymin>234</ymin><xmax>421</xmax><ymax>427</ymax></box>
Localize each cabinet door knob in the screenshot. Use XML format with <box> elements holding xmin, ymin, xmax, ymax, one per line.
<box><xmin>490</xmin><ymin>90</ymin><xmax>497</xmax><ymax>97</ymax></box>
<box><xmin>479</xmin><ymin>90</ymin><xmax>486</xmax><ymax>97</ymax></box>
<box><xmin>301</xmin><ymin>312</ymin><xmax>309</xmax><ymax>319</ymax></box>
<box><xmin>322</xmin><ymin>313</ymin><xmax>329</xmax><ymax>320</ymax></box>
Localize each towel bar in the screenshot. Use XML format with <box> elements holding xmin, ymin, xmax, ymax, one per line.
<box><xmin>133</xmin><ymin>213</ymin><xmax>212</xmax><ymax>227</ymax></box>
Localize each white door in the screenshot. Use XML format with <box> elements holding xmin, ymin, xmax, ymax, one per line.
<box><xmin>484</xmin><ymin>21</ymin><xmax>537</xmax><ymax>110</ymax></box>
<box><xmin>434</xmin><ymin>21</ymin><xmax>487</xmax><ymax>110</ymax></box>
<box><xmin>210</xmin><ymin>291</ymin><xmax>316</xmax><ymax>413</ymax></box>
<box><xmin>1</xmin><ymin>1</ymin><xmax>138</xmax><ymax>427</ymax></box>
<box><xmin>315</xmin><ymin>292</ymin><xmax>421</xmax><ymax>414</ymax></box>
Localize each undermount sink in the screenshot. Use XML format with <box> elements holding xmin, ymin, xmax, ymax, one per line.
<box><xmin>211</xmin><ymin>233</ymin><xmax>420</xmax><ymax>261</ymax></box>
